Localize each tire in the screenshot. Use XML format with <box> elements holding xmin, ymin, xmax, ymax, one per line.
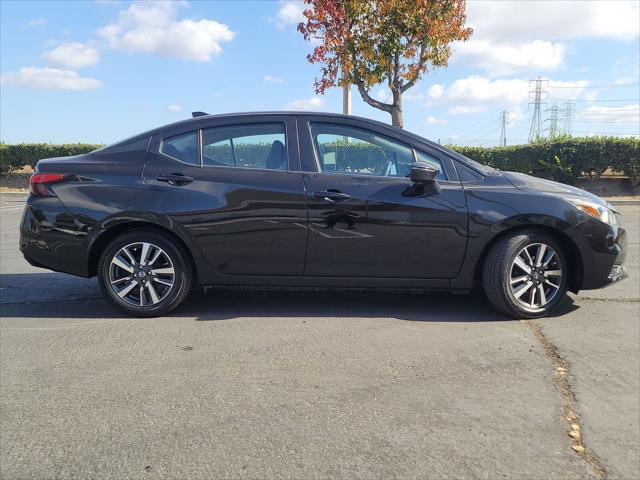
<box><xmin>97</xmin><ymin>230</ymin><xmax>192</xmax><ymax>317</ymax></box>
<box><xmin>482</xmin><ymin>230</ymin><xmax>568</xmax><ymax>318</ymax></box>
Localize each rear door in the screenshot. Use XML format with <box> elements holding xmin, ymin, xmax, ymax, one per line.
<box><xmin>298</xmin><ymin>116</ymin><xmax>468</xmax><ymax>279</ymax></box>
<box><xmin>144</xmin><ymin>115</ymin><xmax>308</xmax><ymax>276</ymax></box>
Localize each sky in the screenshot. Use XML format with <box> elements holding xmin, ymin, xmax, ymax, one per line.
<box><xmin>1</xmin><ymin>0</ymin><xmax>639</xmax><ymax>146</ymax></box>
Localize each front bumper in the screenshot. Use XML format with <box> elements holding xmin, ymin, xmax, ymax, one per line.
<box><xmin>607</xmin><ymin>264</ymin><xmax>628</xmax><ymax>284</ymax></box>
<box><xmin>568</xmin><ymin>214</ymin><xmax>627</xmax><ymax>290</ymax></box>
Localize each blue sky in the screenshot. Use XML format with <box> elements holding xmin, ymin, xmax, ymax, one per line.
<box><xmin>1</xmin><ymin>0</ymin><xmax>639</xmax><ymax>146</ymax></box>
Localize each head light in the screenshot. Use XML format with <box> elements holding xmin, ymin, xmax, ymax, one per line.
<box><xmin>569</xmin><ymin>199</ymin><xmax>618</xmax><ymax>226</ymax></box>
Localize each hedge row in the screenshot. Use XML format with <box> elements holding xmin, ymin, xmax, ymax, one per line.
<box><xmin>448</xmin><ymin>136</ymin><xmax>640</xmax><ymax>184</ymax></box>
<box><xmin>1</xmin><ymin>137</ymin><xmax>638</xmax><ymax>184</ymax></box>
<box><xmin>0</xmin><ymin>143</ymin><xmax>101</xmax><ymax>175</ymax></box>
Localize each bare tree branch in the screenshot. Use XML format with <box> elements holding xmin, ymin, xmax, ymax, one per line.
<box><xmin>356</xmin><ymin>81</ymin><xmax>394</xmax><ymax>113</ymax></box>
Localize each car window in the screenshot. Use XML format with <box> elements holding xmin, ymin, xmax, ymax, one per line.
<box><xmin>160</xmin><ymin>131</ymin><xmax>199</xmax><ymax>165</ymax></box>
<box><xmin>415</xmin><ymin>150</ymin><xmax>447</xmax><ymax>181</ymax></box>
<box><xmin>202</xmin><ymin>123</ymin><xmax>287</xmax><ymax>170</ymax></box>
<box><xmin>310</xmin><ymin>123</ymin><xmax>414</xmax><ymax>177</ymax></box>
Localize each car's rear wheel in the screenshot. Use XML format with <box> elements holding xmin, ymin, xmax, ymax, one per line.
<box><xmin>483</xmin><ymin>230</ymin><xmax>568</xmax><ymax>318</ymax></box>
<box><xmin>98</xmin><ymin>230</ymin><xmax>192</xmax><ymax>317</ymax></box>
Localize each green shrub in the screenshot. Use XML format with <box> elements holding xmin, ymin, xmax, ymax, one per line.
<box><xmin>448</xmin><ymin>136</ymin><xmax>640</xmax><ymax>184</ymax></box>
<box><xmin>0</xmin><ymin>143</ymin><xmax>102</xmax><ymax>175</ymax></box>
<box><xmin>1</xmin><ymin>137</ymin><xmax>638</xmax><ymax>186</ymax></box>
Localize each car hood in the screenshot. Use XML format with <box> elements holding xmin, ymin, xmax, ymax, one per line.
<box><xmin>503</xmin><ymin>171</ymin><xmax>610</xmax><ymax>208</ymax></box>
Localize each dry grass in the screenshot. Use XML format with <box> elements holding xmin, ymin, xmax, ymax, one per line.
<box><xmin>0</xmin><ymin>167</ymin><xmax>33</xmax><ymax>192</ymax></box>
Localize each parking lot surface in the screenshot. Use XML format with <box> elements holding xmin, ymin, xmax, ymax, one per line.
<box><xmin>1</xmin><ymin>194</ymin><xmax>638</xmax><ymax>479</ymax></box>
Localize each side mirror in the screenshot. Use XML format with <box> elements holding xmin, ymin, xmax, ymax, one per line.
<box><xmin>410</xmin><ymin>162</ymin><xmax>438</xmax><ymax>184</ymax></box>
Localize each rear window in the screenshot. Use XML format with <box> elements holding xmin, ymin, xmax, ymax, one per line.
<box><xmin>161</xmin><ymin>131</ymin><xmax>199</xmax><ymax>165</ymax></box>
<box><xmin>202</xmin><ymin>123</ymin><xmax>287</xmax><ymax>170</ymax></box>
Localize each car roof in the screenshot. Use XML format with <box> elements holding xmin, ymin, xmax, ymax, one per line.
<box><xmin>100</xmin><ymin>110</ymin><xmax>447</xmax><ymax>157</ymax></box>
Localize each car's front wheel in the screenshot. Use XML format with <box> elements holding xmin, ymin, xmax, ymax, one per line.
<box><xmin>97</xmin><ymin>230</ymin><xmax>192</xmax><ymax>317</ymax></box>
<box><xmin>483</xmin><ymin>230</ymin><xmax>568</xmax><ymax>318</ymax></box>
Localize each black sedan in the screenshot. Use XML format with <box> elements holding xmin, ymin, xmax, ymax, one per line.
<box><xmin>20</xmin><ymin>112</ymin><xmax>627</xmax><ymax>318</ymax></box>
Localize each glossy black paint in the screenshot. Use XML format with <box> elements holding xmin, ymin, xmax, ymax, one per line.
<box><xmin>20</xmin><ymin>112</ymin><xmax>626</xmax><ymax>294</ymax></box>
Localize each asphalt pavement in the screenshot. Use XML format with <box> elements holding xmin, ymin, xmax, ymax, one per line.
<box><xmin>1</xmin><ymin>193</ymin><xmax>638</xmax><ymax>480</ymax></box>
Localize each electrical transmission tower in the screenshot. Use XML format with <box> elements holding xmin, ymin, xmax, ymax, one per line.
<box><xmin>528</xmin><ymin>76</ymin><xmax>548</xmax><ymax>142</ymax></box>
<box><xmin>545</xmin><ymin>103</ymin><xmax>559</xmax><ymax>139</ymax></box>
<box><xmin>499</xmin><ymin>110</ymin><xmax>508</xmax><ymax>146</ymax></box>
<box><xmin>560</xmin><ymin>101</ymin><xmax>575</xmax><ymax>136</ymax></box>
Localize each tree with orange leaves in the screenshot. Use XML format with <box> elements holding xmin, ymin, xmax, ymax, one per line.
<box><xmin>298</xmin><ymin>0</ymin><xmax>472</xmax><ymax>128</ymax></box>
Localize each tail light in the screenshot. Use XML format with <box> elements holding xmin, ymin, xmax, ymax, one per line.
<box><xmin>29</xmin><ymin>173</ymin><xmax>68</xmax><ymax>196</ymax></box>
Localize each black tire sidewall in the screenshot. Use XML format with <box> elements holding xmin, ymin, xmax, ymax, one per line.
<box><xmin>97</xmin><ymin>230</ymin><xmax>191</xmax><ymax>317</ymax></box>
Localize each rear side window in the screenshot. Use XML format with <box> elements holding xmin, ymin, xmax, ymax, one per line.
<box><xmin>161</xmin><ymin>131</ymin><xmax>199</xmax><ymax>165</ymax></box>
<box><xmin>202</xmin><ymin>123</ymin><xmax>287</xmax><ymax>170</ymax></box>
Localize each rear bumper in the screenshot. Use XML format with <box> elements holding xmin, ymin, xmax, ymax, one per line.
<box><xmin>19</xmin><ymin>196</ymin><xmax>91</xmax><ymax>277</ymax></box>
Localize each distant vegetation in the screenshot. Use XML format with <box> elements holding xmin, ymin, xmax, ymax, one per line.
<box><xmin>1</xmin><ymin>137</ymin><xmax>638</xmax><ymax>185</ymax></box>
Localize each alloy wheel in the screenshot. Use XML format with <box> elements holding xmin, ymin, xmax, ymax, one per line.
<box><xmin>509</xmin><ymin>242</ymin><xmax>563</xmax><ymax>310</ymax></box>
<box><xmin>108</xmin><ymin>242</ymin><xmax>175</xmax><ymax>307</ymax></box>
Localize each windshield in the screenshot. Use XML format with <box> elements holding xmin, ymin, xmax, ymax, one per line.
<box><xmin>448</xmin><ymin>149</ymin><xmax>499</xmax><ymax>175</ymax></box>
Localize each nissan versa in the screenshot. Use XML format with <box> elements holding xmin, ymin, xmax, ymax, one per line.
<box><xmin>20</xmin><ymin>112</ymin><xmax>627</xmax><ymax>318</ymax></box>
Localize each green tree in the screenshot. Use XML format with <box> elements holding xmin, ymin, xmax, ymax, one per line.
<box><xmin>298</xmin><ymin>0</ymin><xmax>472</xmax><ymax>128</ymax></box>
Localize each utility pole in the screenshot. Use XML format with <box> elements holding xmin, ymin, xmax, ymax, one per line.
<box><xmin>528</xmin><ymin>76</ymin><xmax>548</xmax><ymax>143</ymax></box>
<box><xmin>545</xmin><ymin>103</ymin><xmax>559</xmax><ymax>139</ymax></box>
<box><xmin>499</xmin><ymin>110</ymin><xmax>508</xmax><ymax>146</ymax></box>
<box><xmin>560</xmin><ymin>101</ymin><xmax>575</xmax><ymax>136</ymax></box>
<box><xmin>342</xmin><ymin>82</ymin><xmax>352</xmax><ymax>115</ymax></box>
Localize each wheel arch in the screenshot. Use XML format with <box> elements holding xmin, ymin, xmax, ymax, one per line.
<box><xmin>87</xmin><ymin>220</ymin><xmax>198</xmax><ymax>283</ymax></box>
<box><xmin>474</xmin><ymin>224</ymin><xmax>582</xmax><ymax>294</ymax></box>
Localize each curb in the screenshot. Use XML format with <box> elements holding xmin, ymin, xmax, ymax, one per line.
<box><xmin>605</xmin><ymin>199</ymin><xmax>640</xmax><ymax>206</ymax></box>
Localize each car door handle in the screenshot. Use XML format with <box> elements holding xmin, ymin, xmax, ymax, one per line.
<box><xmin>314</xmin><ymin>190</ymin><xmax>351</xmax><ymax>201</ymax></box>
<box><xmin>156</xmin><ymin>174</ymin><xmax>194</xmax><ymax>185</ymax></box>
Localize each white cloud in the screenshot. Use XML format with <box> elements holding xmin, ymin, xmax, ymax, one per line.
<box><xmin>453</xmin><ymin>39</ymin><xmax>567</xmax><ymax>76</ymax></box>
<box><xmin>264</xmin><ymin>75</ymin><xmax>285</xmax><ymax>84</ymax></box>
<box><xmin>466</xmin><ymin>1</ymin><xmax>639</xmax><ymax>42</ymax></box>
<box><xmin>168</xmin><ymin>104</ymin><xmax>182</xmax><ymax>112</ymax></box>
<box><xmin>453</xmin><ymin>1</ymin><xmax>638</xmax><ymax>76</ymax></box>
<box><xmin>426</xmin><ymin>76</ymin><xmax>588</xmax><ymax>115</ymax></box>
<box><xmin>284</xmin><ymin>96</ymin><xmax>324</xmax><ymax>110</ymax></box>
<box><xmin>1</xmin><ymin>67</ymin><xmax>102</xmax><ymax>90</ymax></box>
<box><xmin>424</xmin><ymin>116</ymin><xmax>447</xmax><ymax>126</ymax></box>
<box><xmin>43</xmin><ymin>42</ymin><xmax>100</xmax><ymax>69</ymax></box>
<box><xmin>580</xmin><ymin>104</ymin><xmax>640</xmax><ymax>124</ymax></box>
<box><xmin>27</xmin><ymin>17</ymin><xmax>47</xmax><ymax>27</ymax></box>
<box><xmin>272</xmin><ymin>1</ymin><xmax>305</xmax><ymax>30</ymax></box>
<box><xmin>98</xmin><ymin>1</ymin><xmax>235</xmax><ymax>61</ymax></box>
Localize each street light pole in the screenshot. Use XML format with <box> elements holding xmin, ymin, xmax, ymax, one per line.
<box><xmin>342</xmin><ymin>82</ymin><xmax>352</xmax><ymax>115</ymax></box>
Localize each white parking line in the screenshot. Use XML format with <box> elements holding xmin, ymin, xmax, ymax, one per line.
<box><xmin>0</xmin><ymin>206</ymin><xmax>26</xmax><ymax>212</ymax></box>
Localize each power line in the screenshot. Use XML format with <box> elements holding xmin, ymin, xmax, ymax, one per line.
<box><xmin>547</xmin><ymin>98</ymin><xmax>640</xmax><ymax>103</ymax></box>
<box><xmin>545</xmin><ymin>103</ymin><xmax>560</xmax><ymax>138</ymax></box>
<box><xmin>572</xmin><ymin>131</ymin><xmax>640</xmax><ymax>136</ymax></box>
<box><xmin>550</xmin><ymin>82</ymin><xmax>639</xmax><ymax>89</ymax></box>
<box><xmin>528</xmin><ymin>76</ymin><xmax>548</xmax><ymax>142</ymax></box>
<box><xmin>560</xmin><ymin>101</ymin><xmax>575</xmax><ymax>135</ymax></box>
<box><xmin>499</xmin><ymin>111</ymin><xmax>508</xmax><ymax>146</ymax></box>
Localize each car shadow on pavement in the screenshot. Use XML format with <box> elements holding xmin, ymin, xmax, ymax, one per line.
<box><xmin>0</xmin><ymin>272</ymin><xmax>579</xmax><ymax>322</ymax></box>
<box><xmin>188</xmin><ymin>289</ymin><xmax>580</xmax><ymax>323</ymax></box>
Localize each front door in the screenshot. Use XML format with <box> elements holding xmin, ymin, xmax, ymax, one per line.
<box><xmin>298</xmin><ymin>118</ymin><xmax>468</xmax><ymax>279</ymax></box>
<box><xmin>144</xmin><ymin>117</ymin><xmax>308</xmax><ymax>276</ymax></box>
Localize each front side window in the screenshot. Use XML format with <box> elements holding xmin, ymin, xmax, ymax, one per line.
<box><xmin>311</xmin><ymin>123</ymin><xmax>414</xmax><ymax>177</ymax></box>
<box><xmin>415</xmin><ymin>150</ymin><xmax>446</xmax><ymax>181</ymax></box>
<box><xmin>202</xmin><ymin>123</ymin><xmax>287</xmax><ymax>170</ymax></box>
<box><xmin>160</xmin><ymin>131</ymin><xmax>199</xmax><ymax>165</ymax></box>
